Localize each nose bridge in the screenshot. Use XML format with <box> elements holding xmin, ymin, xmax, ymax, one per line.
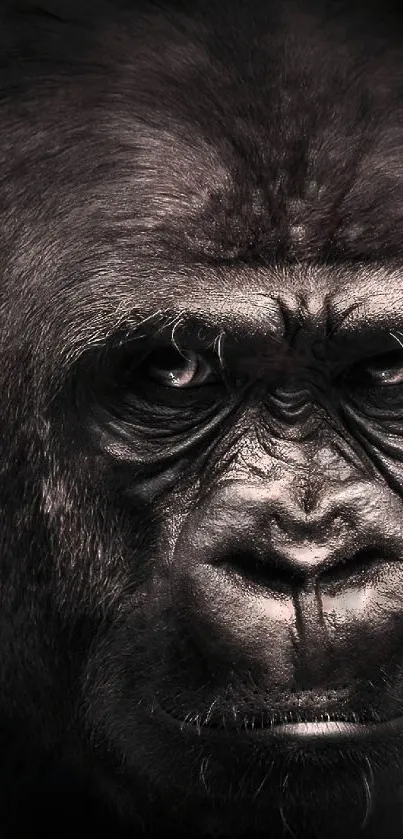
<box><xmin>245</xmin><ymin>435</ymin><xmax>372</xmax><ymax>536</ymax></box>
<box><xmin>241</xmin><ymin>426</ymin><xmax>366</xmax><ymax>498</ymax></box>
<box><xmin>211</xmin><ymin>474</ymin><xmax>362</xmax><ymax>547</ymax></box>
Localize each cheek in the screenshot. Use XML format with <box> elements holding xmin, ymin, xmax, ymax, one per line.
<box><xmin>342</xmin><ymin>401</ymin><xmax>403</xmax><ymax>495</ymax></box>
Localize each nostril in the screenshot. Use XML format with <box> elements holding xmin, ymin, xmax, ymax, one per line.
<box><xmin>220</xmin><ymin>551</ymin><xmax>304</xmax><ymax>593</ymax></box>
<box><xmin>321</xmin><ymin>548</ymin><xmax>383</xmax><ymax>588</ymax></box>
<box><xmin>219</xmin><ymin>548</ymin><xmax>384</xmax><ymax>594</ymax></box>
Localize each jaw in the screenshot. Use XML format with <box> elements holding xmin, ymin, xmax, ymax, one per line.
<box><xmin>84</xmin><ymin>601</ymin><xmax>403</xmax><ymax>836</ymax></box>
<box><xmin>101</xmin><ymin>703</ymin><xmax>403</xmax><ymax>839</ymax></box>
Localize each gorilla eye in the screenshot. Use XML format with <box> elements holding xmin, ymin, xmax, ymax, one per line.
<box><xmin>143</xmin><ymin>347</ymin><xmax>217</xmax><ymax>388</ymax></box>
<box><xmin>347</xmin><ymin>350</ymin><xmax>403</xmax><ymax>388</ymax></box>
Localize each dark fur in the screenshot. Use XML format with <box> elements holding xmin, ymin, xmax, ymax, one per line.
<box><xmin>1</xmin><ymin>1</ymin><xmax>403</xmax><ymax>836</ymax></box>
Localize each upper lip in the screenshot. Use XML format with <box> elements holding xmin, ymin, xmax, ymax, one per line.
<box><xmin>162</xmin><ymin>703</ymin><xmax>388</xmax><ymax>729</ymax></box>
<box><xmin>161</xmin><ymin>685</ymin><xmax>401</xmax><ymax>733</ymax></box>
<box><xmin>166</xmin><ymin>697</ymin><xmax>385</xmax><ymax>729</ymax></box>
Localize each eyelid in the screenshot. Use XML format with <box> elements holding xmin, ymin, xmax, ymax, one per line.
<box><xmin>347</xmin><ymin>350</ymin><xmax>403</xmax><ymax>388</ymax></box>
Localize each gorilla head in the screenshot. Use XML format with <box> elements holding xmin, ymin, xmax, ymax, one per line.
<box><xmin>1</xmin><ymin>0</ymin><xmax>403</xmax><ymax>836</ymax></box>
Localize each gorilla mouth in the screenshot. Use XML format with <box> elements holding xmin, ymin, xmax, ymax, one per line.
<box><xmin>201</xmin><ymin>708</ymin><xmax>381</xmax><ymax>727</ymax></box>
<box><xmin>162</xmin><ymin>705</ymin><xmax>403</xmax><ymax>744</ymax></box>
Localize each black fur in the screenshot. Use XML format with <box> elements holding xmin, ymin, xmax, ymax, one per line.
<box><xmin>2</xmin><ymin>1</ymin><xmax>403</xmax><ymax>836</ymax></box>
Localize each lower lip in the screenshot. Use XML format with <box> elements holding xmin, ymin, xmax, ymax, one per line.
<box><xmin>164</xmin><ymin>713</ymin><xmax>403</xmax><ymax>746</ymax></box>
<box><xmin>249</xmin><ymin>717</ymin><xmax>403</xmax><ymax>743</ymax></box>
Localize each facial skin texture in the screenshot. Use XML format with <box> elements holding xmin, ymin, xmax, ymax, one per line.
<box><xmin>3</xmin><ymin>0</ymin><xmax>403</xmax><ymax>836</ymax></box>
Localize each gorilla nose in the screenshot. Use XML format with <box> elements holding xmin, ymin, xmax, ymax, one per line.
<box><xmin>226</xmin><ymin>534</ymin><xmax>351</xmax><ymax>590</ymax></box>
<box><xmin>173</xmin><ymin>478</ymin><xmax>403</xmax><ymax>691</ymax></box>
<box><xmin>185</xmin><ymin>479</ymin><xmax>378</xmax><ymax>589</ymax></box>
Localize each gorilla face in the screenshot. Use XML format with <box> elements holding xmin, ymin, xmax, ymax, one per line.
<box><xmin>2</xmin><ymin>0</ymin><xmax>403</xmax><ymax>836</ymax></box>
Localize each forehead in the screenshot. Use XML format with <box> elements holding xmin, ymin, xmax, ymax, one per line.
<box><xmin>111</xmin><ymin>2</ymin><xmax>403</xmax><ymax>266</ymax></box>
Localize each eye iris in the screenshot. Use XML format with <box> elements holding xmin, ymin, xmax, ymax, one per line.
<box><xmin>366</xmin><ymin>354</ymin><xmax>403</xmax><ymax>386</ymax></box>
<box><xmin>147</xmin><ymin>348</ymin><xmax>199</xmax><ymax>388</ymax></box>
<box><xmin>372</xmin><ymin>368</ymin><xmax>403</xmax><ymax>385</ymax></box>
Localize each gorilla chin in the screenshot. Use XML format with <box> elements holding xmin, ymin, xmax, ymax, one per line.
<box><xmin>114</xmin><ymin>700</ymin><xmax>403</xmax><ymax>837</ymax></box>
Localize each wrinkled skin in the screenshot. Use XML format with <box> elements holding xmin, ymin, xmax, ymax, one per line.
<box><xmin>2</xmin><ymin>0</ymin><xmax>403</xmax><ymax>836</ymax></box>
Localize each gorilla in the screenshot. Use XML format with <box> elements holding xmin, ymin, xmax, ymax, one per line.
<box><xmin>2</xmin><ymin>0</ymin><xmax>403</xmax><ymax>836</ymax></box>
